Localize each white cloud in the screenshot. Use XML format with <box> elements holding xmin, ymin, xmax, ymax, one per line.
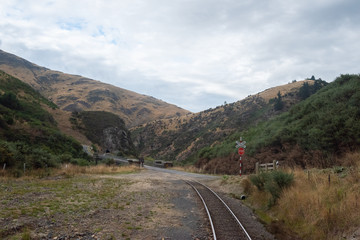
<box><xmin>1</xmin><ymin>0</ymin><xmax>360</xmax><ymax>112</ymax></box>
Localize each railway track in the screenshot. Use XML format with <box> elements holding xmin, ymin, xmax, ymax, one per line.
<box><xmin>185</xmin><ymin>180</ymin><xmax>252</xmax><ymax>240</ymax></box>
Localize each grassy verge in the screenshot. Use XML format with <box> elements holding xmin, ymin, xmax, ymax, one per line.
<box><xmin>238</xmin><ymin>152</ymin><xmax>360</xmax><ymax>239</ymax></box>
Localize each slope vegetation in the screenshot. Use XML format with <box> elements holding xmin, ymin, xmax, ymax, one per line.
<box><xmin>0</xmin><ymin>71</ymin><xmax>88</xmax><ymax>173</ymax></box>
<box><xmin>0</xmin><ymin>49</ymin><xmax>190</xmax><ymax>127</ymax></box>
<box><xmin>196</xmin><ymin>74</ymin><xmax>359</xmax><ymax>174</ymax></box>
<box><xmin>132</xmin><ymin>79</ymin><xmax>326</xmax><ymax>164</ymax></box>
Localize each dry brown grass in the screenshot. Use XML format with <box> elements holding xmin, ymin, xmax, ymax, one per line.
<box><xmin>171</xmin><ymin>165</ymin><xmax>208</xmax><ymax>174</ymax></box>
<box><xmin>244</xmin><ymin>152</ymin><xmax>360</xmax><ymax>239</ymax></box>
<box><xmin>57</xmin><ymin>164</ymin><xmax>140</xmax><ymax>176</ymax></box>
<box><xmin>275</xmin><ymin>164</ymin><xmax>360</xmax><ymax>239</ymax></box>
<box><xmin>47</xmin><ymin>108</ymin><xmax>92</xmax><ymax>145</ymax></box>
<box><xmin>0</xmin><ymin>164</ymin><xmax>140</xmax><ymax>180</ymax></box>
<box><xmin>257</xmin><ymin>80</ymin><xmax>314</xmax><ymax>102</ymax></box>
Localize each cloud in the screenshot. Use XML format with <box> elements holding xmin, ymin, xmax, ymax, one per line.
<box><xmin>0</xmin><ymin>0</ymin><xmax>360</xmax><ymax>112</ymax></box>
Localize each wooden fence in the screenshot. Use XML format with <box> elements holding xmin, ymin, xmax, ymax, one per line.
<box><xmin>255</xmin><ymin>160</ymin><xmax>278</xmax><ymax>174</ymax></box>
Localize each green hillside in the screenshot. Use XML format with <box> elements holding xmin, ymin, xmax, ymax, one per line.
<box><xmin>0</xmin><ymin>71</ymin><xmax>89</xmax><ymax>175</ymax></box>
<box><xmin>196</xmin><ymin>74</ymin><xmax>360</xmax><ymax>173</ymax></box>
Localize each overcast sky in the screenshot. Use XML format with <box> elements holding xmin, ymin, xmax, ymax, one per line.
<box><xmin>1</xmin><ymin>0</ymin><xmax>359</xmax><ymax>112</ymax></box>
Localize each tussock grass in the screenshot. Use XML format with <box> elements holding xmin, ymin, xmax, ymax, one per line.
<box><xmin>245</xmin><ymin>152</ymin><xmax>360</xmax><ymax>239</ymax></box>
<box><xmin>58</xmin><ymin>164</ymin><xmax>139</xmax><ymax>176</ymax></box>
<box><xmin>0</xmin><ymin>164</ymin><xmax>139</xmax><ymax>180</ymax></box>
<box><xmin>275</xmin><ymin>162</ymin><xmax>360</xmax><ymax>239</ymax></box>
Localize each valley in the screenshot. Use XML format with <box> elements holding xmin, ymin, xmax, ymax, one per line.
<box><xmin>1</xmin><ymin>49</ymin><xmax>359</xmax><ymax>240</ymax></box>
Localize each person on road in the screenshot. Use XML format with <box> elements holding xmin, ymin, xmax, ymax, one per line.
<box><xmin>139</xmin><ymin>157</ymin><xmax>144</xmax><ymax>167</ymax></box>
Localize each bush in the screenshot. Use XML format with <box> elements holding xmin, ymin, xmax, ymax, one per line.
<box><xmin>272</xmin><ymin>170</ymin><xmax>294</xmax><ymax>189</ymax></box>
<box><xmin>264</xmin><ymin>180</ymin><xmax>281</xmax><ymax>206</ymax></box>
<box><xmin>250</xmin><ymin>172</ymin><xmax>271</xmax><ymax>191</ymax></box>
<box><xmin>0</xmin><ymin>92</ymin><xmax>21</xmax><ymax>110</ymax></box>
<box><xmin>250</xmin><ymin>170</ymin><xmax>294</xmax><ymax>206</ymax></box>
<box><xmin>58</xmin><ymin>153</ymin><xmax>73</xmax><ymax>163</ymax></box>
<box><xmin>70</xmin><ymin>158</ymin><xmax>91</xmax><ymax>166</ymax></box>
<box><xmin>105</xmin><ymin>158</ymin><xmax>116</xmax><ymax>166</ymax></box>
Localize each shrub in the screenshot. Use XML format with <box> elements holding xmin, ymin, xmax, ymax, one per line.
<box><xmin>58</xmin><ymin>153</ymin><xmax>73</xmax><ymax>163</ymax></box>
<box><xmin>250</xmin><ymin>170</ymin><xmax>294</xmax><ymax>206</ymax></box>
<box><xmin>70</xmin><ymin>158</ymin><xmax>91</xmax><ymax>166</ymax></box>
<box><xmin>250</xmin><ymin>172</ymin><xmax>271</xmax><ymax>191</ymax></box>
<box><xmin>0</xmin><ymin>92</ymin><xmax>21</xmax><ymax>110</ymax></box>
<box><xmin>105</xmin><ymin>158</ymin><xmax>116</xmax><ymax>166</ymax></box>
<box><xmin>272</xmin><ymin>170</ymin><xmax>294</xmax><ymax>189</ymax></box>
<box><xmin>264</xmin><ymin>180</ymin><xmax>281</xmax><ymax>206</ymax></box>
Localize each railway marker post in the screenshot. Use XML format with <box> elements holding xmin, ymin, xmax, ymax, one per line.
<box><xmin>236</xmin><ymin>137</ymin><xmax>246</xmax><ymax>176</ymax></box>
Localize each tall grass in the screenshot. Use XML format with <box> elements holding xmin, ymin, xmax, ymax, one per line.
<box><xmin>0</xmin><ymin>164</ymin><xmax>139</xmax><ymax>179</ymax></box>
<box><xmin>57</xmin><ymin>164</ymin><xmax>140</xmax><ymax>176</ymax></box>
<box><xmin>275</xmin><ymin>162</ymin><xmax>360</xmax><ymax>239</ymax></box>
<box><xmin>245</xmin><ymin>152</ymin><xmax>360</xmax><ymax>239</ymax></box>
<box><xmin>171</xmin><ymin>165</ymin><xmax>209</xmax><ymax>174</ymax></box>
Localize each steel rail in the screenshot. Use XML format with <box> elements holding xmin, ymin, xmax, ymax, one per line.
<box><xmin>185</xmin><ymin>180</ymin><xmax>217</xmax><ymax>240</ymax></box>
<box><xmin>186</xmin><ymin>180</ymin><xmax>252</xmax><ymax>240</ymax></box>
<box><xmin>196</xmin><ymin>180</ymin><xmax>252</xmax><ymax>240</ymax></box>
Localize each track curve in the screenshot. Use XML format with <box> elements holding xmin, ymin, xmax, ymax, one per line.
<box><xmin>186</xmin><ymin>180</ymin><xmax>252</xmax><ymax>240</ymax></box>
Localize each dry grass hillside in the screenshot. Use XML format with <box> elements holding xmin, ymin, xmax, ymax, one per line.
<box><xmin>135</xmin><ymin>80</ymin><xmax>314</xmax><ymax>133</ymax></box>
<box><xmin>0</xmin><ymin>50</ymin><xmax>190</xmax><ymax>128</ymax></box>
<box><xmin>46</xmin><ymin>107</ymin><xmax>91</xmax><ymax>145</ymax></box>
<box><xmin>132</xmin><ymin>80</ymin><xmax>313</xmax><ymax>161</ymax></box>
<box><xmin>256</xmin><ymin>80</ymin><xmax>314</xmax><ymax>101</ymax></box>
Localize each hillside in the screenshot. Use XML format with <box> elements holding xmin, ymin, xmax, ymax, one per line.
<box><xmin>195</xmin><ymin>74</ymin><xmax>360</xmax><ymax>174</ymax></box>
<box><xmin>0</xmin><ymin>71</ymin><xmax>89</xmax><ymax>173</ymax></box>
<box><xmin>0</xmin><ymin>49</ymin><xmax>190</xmax><ymax>128</ymax></box>
<box><xmin>131</xmin><ymin>79</ymin><xmax>327</xmax><ymax>163</ymax></box>
<box><xmin>70</xmin><ymin>111</ymin><xmax>137</xmax><ymax>156</ymax></box>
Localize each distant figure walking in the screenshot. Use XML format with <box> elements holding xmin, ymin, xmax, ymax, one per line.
<box><xmin>139</xmin><ymin>157</ymin><xmax>144</xmax><ymax>167</ymax></box>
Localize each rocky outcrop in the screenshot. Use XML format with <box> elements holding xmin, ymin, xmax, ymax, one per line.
<box><xmin>70</xmin><ymin>111</ymin><xmax>137</xmax><ymax>156</ymax></box>
<box><xmin>102</xmin><ymin>127</ymin><xmax>133</xmax><ymax>154</ymax></box>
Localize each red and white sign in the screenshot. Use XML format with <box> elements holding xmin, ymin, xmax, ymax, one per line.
<box><xmin>238</xmin><ymin>147</ymin><xmax>245</xmax><ymax>155</ymax></box>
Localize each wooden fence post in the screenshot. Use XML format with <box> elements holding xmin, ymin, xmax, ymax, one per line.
<box><xmin>256</xmin><ymin>162</ymin><xmax>259</xmax><ymax>175</ymax></box>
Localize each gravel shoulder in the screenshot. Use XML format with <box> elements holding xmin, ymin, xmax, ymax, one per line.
<box><xmin>0</xmin><ymin>167</ymin><xmax>274</xmax><ymax>239</ymax></box>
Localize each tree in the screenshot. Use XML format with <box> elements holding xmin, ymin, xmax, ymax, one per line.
<box><xmin>0</xmin><ymin>92</ymin><xmax>21</xmax><ymax>110</ymax></box>
<box><xmin>299</xmin><ymin>82</ymin><xmax>311</xmax><ymax>100</ymax></box>
<box><xmin>312</xmin><ymin>80</ymin><xmax>322</xmax><ymax>93</ymax></box>
<box><xmin>274</xmin><ymin>91</ymin><xmax>284</xmax><ymax>111</ymax></box>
